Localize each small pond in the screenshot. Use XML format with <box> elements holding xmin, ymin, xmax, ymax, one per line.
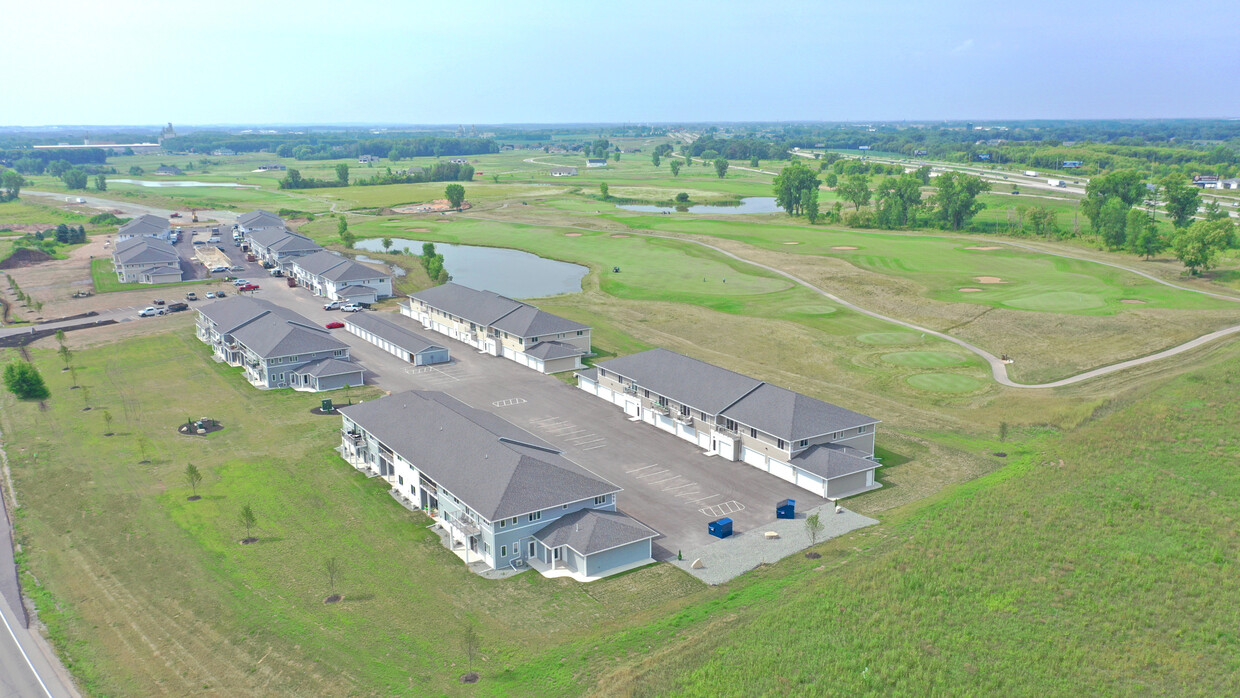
<box><xmin>355</xmin><ymin>239</ymin><xmax>587</xmax><ymax>298</ymax></box>
<box><xmin>109</xmin><ymin>179</ymin><xmax>260</xmax><ymax>189</ymax></box>
<box><xmin>617</xmin><ymin>196</ymin><xmax>781</xmax><ymax>214</ymax></box>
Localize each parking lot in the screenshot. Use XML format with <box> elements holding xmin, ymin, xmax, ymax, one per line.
<box><xmin>169</xmin><ymin>224</ymin><xmax>254</xmax><ymax>281</ymax></box>
<box><xmin>256</xmin><ymin>281</ymin><xmax>831</xmax><ymax>560</ymax></box>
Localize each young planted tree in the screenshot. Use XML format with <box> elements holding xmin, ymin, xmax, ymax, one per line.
<box><xmin>239</xmin><ymin>504</ymin><xmax>258</xmax><ymax>543</ymax></box>
<box><xmin>325</xmin><ymin>557</ymin><xmax>342</xmax><ymax>602</ymax></box>
<box><xmin>382</xmin><ymin>237</ymin><xmax>393</xmax><ymax>252</ymax></box>
<box><xmin>67</xmin><ymin>364</ymin><xmax>79</xmax><ymax>388</ymax></box>
<box><xmin>490</xmin><ymin>174</ymin><xmax>500</xmax><ymax>184</ymax></box>
<box><xmin>101</xmin><ymin>409</ymin><xmax>114</xmax><ymax>435</ymax></box>
<box><xmin>136</xmin><ymin>435</ymin><xmax>152</xmax><ymax>463</ymax></box>
<box><xmin>461</xmin><ymin>622</ymin><xmax>480</xmax><ymax>681</ymax></box>
<box><xmin>805</xmin><ymin>512</ymin><xmax>824</xmax><ymax>546</ymax></box>
<box><xmin>80</xmin><ymin>385</ymin><xmax>91</xmax><ymax>410</ymax></box>
<box><xmin>185</xmin><ymin>463</ymin><xmax>203</xmax><ymax>500</ymax></box>
<box><xmin>58</xmin><ymin>344</ymin><xmax>73</xmax><ymax>371</ymax></box>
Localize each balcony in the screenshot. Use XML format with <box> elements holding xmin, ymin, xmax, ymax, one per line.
<box><xmin>623</xmin><ymin>385</ymin><xmax>640</xmax><ymax>396</ymax></box>
<box><xmin>651</xmin><ymin>403</ymin><xmax>670</xmax><ymax>416</ymax></box>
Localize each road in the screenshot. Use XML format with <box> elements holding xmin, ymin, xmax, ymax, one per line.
<box><xmin>21</xmin><ymin>190</ymin><xmax>240</xmax><ymax>225</ymax></box>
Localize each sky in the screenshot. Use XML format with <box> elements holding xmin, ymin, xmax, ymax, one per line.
<box><xmin>5</xmin><ymin>0</ymin><xmax>1239</xmax><ymax>126</ymax></box>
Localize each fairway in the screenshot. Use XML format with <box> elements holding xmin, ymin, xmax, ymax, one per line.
<box><xmin>880</xmin><ymin>351</ymin><xmax>969</xmax><ymax>367</ymax></box>
<box><xmin>1002</xmin><ymin>290</ymin><xmax>1107</xmax><ymax>312</ymax></box>
<box><xmin>856</xmin><ymin>332</ymin><xmax>924</xmax><ymax>345</ymax></box>
<box><xmin>906</xmin><ymin>372</ymin><xmax>984</xmax><ymax>392</ymax></box>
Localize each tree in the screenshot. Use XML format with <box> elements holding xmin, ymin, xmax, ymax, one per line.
<box><xmin>874</xmin><ymin>174</ymin><xmax>923</xmax><ymax>228</ymax></box>
<box><xmin>669</xmin><ymin>161</ymin><xmax>682</xmax><ymax>177</ymax></box>
<box><xmin>1172</xmin><ymin>219</ymin><xmax>1236</xmax><ymax>275</ymax></box>
<box><xmin>805</xmin><ymin>512</ymin><xmax>824</xmax><ymax>546</ymax></box>
<box><xmin>14</xmin><ymin>157</ymin><xmax>44</xmax><ymax>175</ymax></box>
<box><xmin>836</xmin><ymin>174</ymin><xmax>872</xmax><ymax>211</ymax></box>
<box><xmin>1081</xmin><ymin>170</ymin><xmax>1146</xmax><ymax>234</ymax></box>
<box><xmin>599</xmin><ymin>182</ymin><xmax>609</xmax><ymax>200</ymax></box>
<box><xmin>95</xmin><ymin>174</ymin><xmax>107</xmax><ymax>191</ymax></box>
<box><xmin>749</xmin><ymin>157</ymin><xmax>759</xmax><ymax>168</ymax></box>
<box><xmin>490</xmin><ymin>174</ymin><xmax>500</xmax><ymax>184</ymax></box>
<box><xmin>57</xmin><ymin>344</ymin><xmax>73</xmax><ymax>370</ymax></box>
<box><xmin>802</xmin><ymin>188</ymin><xmax>820</xmax><ymax>224</ymax></box>
<box><xmin>1126</xmin><ymin>210</ymin><xmax>1166</xmax><ymax>259</ymax></box>
<box><xmin>185</xmin><ymin>463</ymin><xmax>203</xmax><ymax>499</ymax></box>
<box><xmin>239</xmin><ymin>504</ymin><xmax>258</xmax><ymax>541</ymax></box>
<box><xmin>325</xmin><ymin>557</ymin><xmax>341</xmax><ymax>596</ymax></box>
<box><xmin>0</xmin><ymin>170</ymin><xmax>23</xmax><ymax>201</ymax></box>
<box><xmin>675</xmin><ymin>192</ymin><xmax>690</xmax><ymax>203</ymax></box>
<box><xmin>280</xmin><ymin>168</ymin><xmax>305</xmax><ymax>189</ymax></box>
<box><xmin>337</xmin><ymin>217</ymin><xmax>354</xmax><ymax>248</ymax></box>
<box><xmin>101</xmin><ymin>409</ymin><xmax>114</xmax><ymax>434</ymax></box>
<box><xmin>62</xmin><ymin>168</ymin><xmax>88</xmax><ymax>190</ymax></box>
<box><xmin>128</xmin><ymin>165</ymin><xmax>144</xmax><ymax>176</ymax></box>
<box><xmin>1203</xmin><ymin>200</ymin><xmax>1230</xmax><ymax>221</ymax></box>
<box><xmin>3</xmin><ymin>361</ymin><xmax>50</xmax><ymax>400</ymax></box>
<box><xmin>929</xmin><ymin>171</ymin><xmax>990</xmax><ymax>230</ymax></box>
<box><xmin>824</xmin><ymin>172</ymin><xmax>838</xmax><ymax>188</ymax></box>
<box><xmin>47</xmin><ymin>160</ymin><xmax>71</xmax><ymax>177</ymax></box>
<box><xmin>1026</xmin><ymin>206</ymin><xmax>1059</xmax><ymax>238</ymax></box>
<box><xmin>1161</xmin><ymin>177</ymin><xmax>1200</xmax><ymax>229</ymax></box>
<box><xmin>714</xmin><ymin>158</ymin><xmax>729</xmax><ymax>179</ymax></box>
<box><xmin>67</xmin><ymin>364</ymin><xmax>79</xmax><ymax>388</ymax></box>
<box><xmin>382</xmin><ymin>237</ymin><xmax>393</xmax><ymax>252</ymax></box>
<box><xmin>335</xmin><ymin>163</ymin><xmax>349</xmax><ymax>185</ymax></box>
<box><xmin>651</xmin><ymin>152</ymin><xmax>661</xmax><ymax>167</ymax></box>
<box><xmin>445</xmin><ymin>183</ymin><xmax>466</xmax><ymax>209</ymax></box>
<box><xmin>772</xmin><ymin>160</ymin><xmax>820</xmax><ymax>216</ymax></box>
<box><xmin>1097</xmin><ymin>198</ymin><xmax>1130</xmax><ymax>249</ymax></box>
<box><xmin>462</xmin><ymin>622</ymin><xmax>480</xmax><ymax>675</ymax></box>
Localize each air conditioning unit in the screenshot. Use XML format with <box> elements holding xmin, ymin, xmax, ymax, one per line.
<box><xmin>512</xmin><ymin>559</ymin><xmax>526</xmax><ymax>568</ymax></box>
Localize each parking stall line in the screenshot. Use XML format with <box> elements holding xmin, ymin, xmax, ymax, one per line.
<box><xmin>685</xmin><ymin>493</ymin><xmax>720</xmax><ymax>504</ymax></box>
<box><xmin>648</xmin><ymin>476</ymin><xmax>679</xmax><ymax>485</ymax></box>
<box><xmin>627</xmin><ymin>464</ymin><xmax>659</xmax><ymax>474</ymax></box>
<box><xmin>664</xmin><ymin>483</ymin><xmax>696</xmax><ymax>492</ymax></box>
<box><xmin>635</xmin><ymin>469</ymin><xmax>670</xmax><ymax>480</ymax></box>
<box><xmin>581</xmin><ymin>444</ymin><xmax>608</xmax><ymax>451</ymax></box>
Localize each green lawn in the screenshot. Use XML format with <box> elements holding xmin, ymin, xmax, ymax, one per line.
<box><xmin>90</xmin><ymin>258</ymin><xmax>214</xmax><ymax>293</ymax></box>
<box><xmin>0</xmin><ymin>333</ymin><xmax>711</xmax><ymax>696</ymax></box>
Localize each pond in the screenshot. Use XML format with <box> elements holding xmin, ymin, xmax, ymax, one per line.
<box><xmin>109</xmin><ymin>179</ymin><xmax>260</xmax><ymax>189</ymax></box>
<box><xmin>355</xmin><ymin>239</ymin><xmax>587</xmax><ymax>298</ymax></box>
<box><xmin>616</xmin><ymin>196</ymin><xmax>782</xmax><ymax>215</ymax></box>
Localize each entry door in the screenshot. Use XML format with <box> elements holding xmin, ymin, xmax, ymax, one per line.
<box><xmin>552</xmin><ymin>547</ymin><xmax>561</xmax><ymax>561</ymax></box>
<box><xmin>528</xmin><ymin>541</ymin><xmax>536</xmax><ymax>557</ymax></box>
<box><xmin>470</xmin><ymin>537</ymin><xmax>478</xmax><ymax>552</ymax></box>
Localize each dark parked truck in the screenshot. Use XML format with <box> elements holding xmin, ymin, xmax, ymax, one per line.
<box><xmin>166</xmin><ymin>302</ymin><xmax>189</xmax><ymax>312</ymax></box>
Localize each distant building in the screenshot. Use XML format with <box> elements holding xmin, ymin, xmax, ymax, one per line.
<box><xmin>1192</xmin><ymin>175</ymin><xmax>1220</xmax><ymax>189</ymax></box>
<box><xmin>1062</xmin><ymin>161</ymin><xmax>1083</xmax><ymax>169</ymax></box>
<box><xmin>586</xmin><ymin>159</ymin><xmax>608</xmax><ymax>168</ymax></box>
<box><xmin>154</xmin><ymin>165</ymin><xmax>183</xmax><ymax>176</ymax></box>
<box><xmin>1220</xmin><ymin>177</ymin><xmax>1240</xmax><ymax>190</ymax></box>
<box><xmin>977</xmin><ymin>153</ymin><xmax>991</xmax><ymax>161</ymax></box>
<box><xmin>550</xmin><ymin>167</ymin><xmax>578</xmax><ymax>177</ymax></box>
<box><xmin>211</xmin><ymin>148</ymin><xmax>236</xmax><ymax>156</ymax></box>
<box><xmin>913</xmin><ymin>149</ymin><xmax>928</xmax><ymax>157</ymax></box>
<box><xmin>255</xmin><ymin>163</ymin><xmax>286</xmax><ymax>171</ymax></box>
<box><xmin>858</xmin><ymin>146</ymin><xmax>871</xmax><ymax>151</ymax></box>
<box><xmin>449</xmin><ymin>158</ymin><xmax>468</xmax><ymax>164</ymax></box>
<box><xmin>358</xmin><ymin>154</ymin><xmax>380</xmax><ymax>164</ymax></box>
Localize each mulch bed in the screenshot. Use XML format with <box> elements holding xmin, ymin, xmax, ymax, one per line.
<box><xmin>993</xmin><ymin>452</ymin><xmax>1007</xmax><ymax>458</ymax></box>
<box><xmin>309</xmin><ymin>407</ymin><xmax>340</xmax><ymax>416</ymax></box>
<box><xmin>460</xmin><ymin>673</ymin><xmax>479</xmax><ymax>684</ymax></box>
<box><xmin>324</xmin><ymin>594</ymin><xmax>343</xmax><ymax>604</ymax></box>
<box><xmin>805</xmin><ymin>552</ymin><xmax>822</xmax><ymax>559</ymax></box>
<box><xmin>187</xmin><ymin>495</ymin><xmax>201</xmax><ymax>501</ymax></box>
<box><xmin>241</xmin><ymin>537</ymin><xmax>258</xmax><ymax>545</ymax></box>
<box><xmin>178</xmin><ymin>421</ymin><xmax>225</xmax><ymax>436</ymax></box>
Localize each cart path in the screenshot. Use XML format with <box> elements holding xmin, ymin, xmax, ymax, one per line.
<box><xmin>462</xmin><ymin>213</ymin><xmax>1240</xmax><ymax>389</ymax></box>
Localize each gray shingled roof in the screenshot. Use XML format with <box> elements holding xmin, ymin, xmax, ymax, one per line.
<box><xmin>339</xmin><ymin>391</ymin><xmax>619</xmax><ymax>520</ymax></box>
<box><xmin>409</xmin><ymin>282</ymin><xmax>587</xmax><ymax>337</ymax></box>
<box><xmin>596</xmin><ymin>348</ymin><xmax>879</xmax><ymax>440</ymax></box>
<box><xmin>345</xmin><ymin>313</ymin><xmax>447</xmax><ymax>355</ymax></box>
<box><xmin>524</xmin><ymin>340</ymin><xmax>586</xmax><ymax>361</ymax></box>
<box><xmin>268</xmin><ymin>233</ymin><xmax>323</xmax><ymax>253</ymax></box>
<box><xmin>294</xmin><ymin>357</ymin><xmax>363</xmax><ymax>378</ymax></box>
<box><xmin>237</xmin><ymin>209</ymin><xmax>284</xmax><ymax>228</ymax></box>
<box><xmin>292</xmin><ymin>250</ymin><xmax>387</xmax><ymax>283</ymax></box>
<box><xmin>118</xmin><ymin>214</ymin><xmax>169</xmax><ymax>237</ymax></box>
<box><xmin>113</xmin><ymin>237</ymin><xmax>179</xmax><ymax>265</ymax></box>
<box><xmin>490</xmin><ymin>304</ymin><xmax>588</xmax><ymax>337</ymax></box>
<box><xmin>335</xmin><ymin>284</ymin><xmax>379</xmax><ymax>298</ymax></box>
<box><xmin>596</xmin><ymin>348</ymin><xmax>762</xmax><ymax>415</ymax></box>
<box><xmin>230</xmin><ymin>315</ymin><xmax>348</xmax><ymax>358</ymax></box>
<box><xmin>197</xmin><ymin>296</ymin><xmax>307</xmax><ymax>334</ymax></box>
<box><xmin>141</xmin><ymin>265</ymin><xmax>183</xmax><ymax>277</ymax></box>
<box><xmin>534</xmin><ymin>508</ymin><xmax>657</xmax><ymax>555</ymax></box>
<box><xmin>788</xmin><ymin>444</ymin><xmax>876</xmax><ymax>480</ymax></box>
<box><xmin>722</xmin><ymin>383</ymin><xmax>878</xmax><ymax>441</ymax></box>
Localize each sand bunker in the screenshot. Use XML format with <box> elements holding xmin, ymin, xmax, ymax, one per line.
<box><xmin>564</xmin><ymin>232</ymin><xmax>582</xmax><ymax>237</ymax></box>
<box><xmin>405</xmin><ymin>228</ymin><xmax>430</xmax><ymax>233</ymax></box>
<box><xmin>610</xmin><ymin>234</ymin><xmax>631</xmax><ymax>238</ymax></box>
<box><xmin>783</xmin><ymin>241</ymin><xmax>801</xmax><ymax>245</ymax></box>
<box><xmin>392</xmin><ymin>200</ymin><xmax>471</xmax><ymax>214</ymax></box>
<box><xmin>958</xmin><ymin>288</ymin><xmax>983</xmax><ymax>292</ymax></box>
<box><xmin>1120</xmin><ymin>299</ymin><xmax>1147</xmax><ymax>304</ymax></box>
<box><xmin>975</xmin><ymin>276</ymin><xmax>1005</xmax><ymax>284</ymax></box>
<box><xmin>831</xmin><ymin>246</ymin><xmax>859</xmax><ymax>250</ymax></box>
<box><xmin>965</xmin><ymin>245</ymin><xmax>1004</xmax><ymax>250</ymax></box>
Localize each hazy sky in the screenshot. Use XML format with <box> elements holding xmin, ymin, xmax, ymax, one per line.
<box><xmin>6</xmin><ymin>0</ymin><xmax>1238</xmax><ymax>126</ymax></box>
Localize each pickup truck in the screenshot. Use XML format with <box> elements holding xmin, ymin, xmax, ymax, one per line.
<box><xmin>238</xmin><ymin>284</ymin><xmax>260</xmax><ymax>292</ymax></box>
<box><xmin>138</xmin><ymin>307</ymin><xmax>163</xmax><ymax>317</ymax></box>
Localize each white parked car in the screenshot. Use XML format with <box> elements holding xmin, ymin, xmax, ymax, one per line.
<box><xmin>210</xmin><ymin>265</ymin><xmax>227</xmax><ymax>273</ymax></box>
<box><xmin>233</xmin><ymin>279</ymin><xmax>249</xmax><ymax>286</ymax></box>
<box><xmin>340</xmin><ymin>303</ymin><xmax>363</xmax><ymax>313</ymax></box>
<box><xmin>323</xmin><ymin>301</ymin><xmax>341</xmax><ymax>311</ymax></box>
<box><xmin>205</xmin><ymin>292</ymin><xmax>217</xmax><ymax>299</ymax></box>
<box><xmin>138</xmin><ymin>307</ymin><xmax>161</xmax><ymax>317</ymax></box>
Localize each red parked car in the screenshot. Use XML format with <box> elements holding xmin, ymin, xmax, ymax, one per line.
<box><xmin>238</xmin><ymin>284</ymin><xmax>260</xmax><ymax>292</ymax></box>
<box><xmin>325</xmin><ymin>321</ymin><xmax>345</xmax><ymax>329</ymax></box>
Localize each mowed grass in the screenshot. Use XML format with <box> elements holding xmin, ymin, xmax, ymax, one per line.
<box><xmin>89</xmin><ymin>258</ymin><xmax>213</xmax><ymax>293</ymax></box>
<box><xmin>1</xmin><ymin>333</ymin><xmax>708</xmax><ymax>696</ymax></box>
<box><xmin>589</xmin><ymin>349</ymin><xmax>1240</xmax><ymax>696</ymax></box>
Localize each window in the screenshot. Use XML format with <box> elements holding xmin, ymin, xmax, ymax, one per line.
<box><xmin>643</xmin><ymin>389</ymin><xmax>650</xmax><ymax>398</ymax></box>
<box><xmin>658</xmin><ymin>396</ymin><xmax>668</xmax><ymax>407</ymax></box>
<box><xmin>749</xmin><ymin>427</ymin><xmax>757</xmax><ymax>438</ymax></box>
<box><xmin>499</xmin><ymin>519</ymin><xmax>506</xmax><ymax>528</ymax></box>
<box><xmin>528</xmin><ymin>511</ymin><xmax>541</xmax><ymax>522</ymax></box>
<box><xmin>511</xmin><ymin>517</ymin><xmax>517</xmax><ymax>526</ymax></box>
<box><xmin>777</xmin><ymin>439</ymin><xmax>787</xmax><ymax>450</ymax></box>
<box><xmin>798</xmin><ymin>439</ymin><xmax>808</xmax><ymax>448</ymax></box>
<box><xmin>859</xmin><ymin>425</ymin><xmax>869</xmax><ymax>433</ymax></box>
<box><xmin>500</xmin><ymin>545</ymin><xmax>507</xmax><ymax>557</ymax></box>
<box><xmin>531</xmin><ymin>337</ymin><xmax>539</xmax><ymax>343</ymax></box>
<box><xmin>577</xmin><ymin>330</ymin><xmax>584</xmax><ymax>336</ymax></box>
<box><xmin>398</xmin><ymin>475</ymin><xmax>404</xmax><ymax>485</ymax></box>
<box><xmin>562</xmin><ymin>504</ymin><xmax>568</xmax><ymax>509</ymax></box>
<box><xmin>680</xmin><ymin>404</ymin><xmax>689</xmax><ymax>416</ymax></box>
<box><xmin>290</xmin><ymin>355</ymin><xmax>298</xmax><ymax>362</ymax></box>
<box><xmin>594</xmin><ymin>495</ymin><xmax>608</xmax><ymax>505</ymax></box>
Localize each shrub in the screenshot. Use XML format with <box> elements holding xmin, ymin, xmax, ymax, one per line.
<box><xmin>3</xmin><ymin>361</ymin><xmax>50</xmax><ymax>400</ymax></box>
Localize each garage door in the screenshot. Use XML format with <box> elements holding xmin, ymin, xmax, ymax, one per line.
<box><xmin>578</xmin><ymin>378</ymin><xmax>597</xmax><ymax>396</ymax></box>
<box><xmin>624</xmin><ymin>399</ymin><xmax>640</xmax><ymax>417</ymax></box>
<box><xmin>769</xmin><ymin>458</ymin><xmax>797</xmax><ymax>484</ymax></box>
<box><xmin>795</xmin><ymin>470</ymin><xmax>826</xmax><ymax>497</ymax></box>
<box><xmin>676</xmin><ymin>423</ymin><xmax>696</xmax><ymax>443</ymax></box>
<box><xmin>503</xmin><ymin>346</ymin><xmax>516</xmax><ymax>360</ymax></box>
<box><xmin>697</xmin><ymin>432</ymin><xmax>712</xmax><ymax>449</ymax></box>
<box><xmin>656</xmin><ymin>414</ymin><xmax>675</xmax><ymax>433</ymax></box>
<box><xmin>742</xmin><ymin>447</ymin><xmax>767</xmax><ymax>469</ymax></box>
<box><xmin>597</xmin><ymin>386</ymin><xmax>614</xmax><ymax>403</ymax></box>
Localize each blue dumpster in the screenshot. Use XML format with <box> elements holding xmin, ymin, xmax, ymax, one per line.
<box><xmin>708</xmin><ymin>517</ymin><xmax>733</xmax><ymax>539</ymax></box>
<box><xmin>776</xmin><ymin>499</ymin><xmax>796</xmax><ymax>519</ymax></box>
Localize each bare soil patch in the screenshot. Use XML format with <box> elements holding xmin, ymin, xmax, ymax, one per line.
<box><xmin>460</xmin><ymin>672</ymin><xmax>480</xmax><ymax>684</ymax></box>
<box><xmin>831</xmin><ymin>246</ymin><xmax>859</xmax><ymax>250</ymax></box>
<box><xmin>240</xmin><ymin>537</ymin><xmax>258</xmax><ymax>545</ymax></box>
<box><xmin>959</xmin><ymin>288</ymin><xmax>984</xmax><ymax>293</ymax></box>
<box><xmin>186</xmin><ymin>495</ymin><xmax>201</xmax><ymax>501</ymax></box>
<box><xmin>965</xmin><ymin>245</ymin><xmax>1004</xmax><ymax>251</ymax></box>
<box><xmin>324</xmin><ymin>594</ymin><xmax>342</xmax><ymax>604</ymax></box>
<box><xmin>609</xmin><ymin>234</ymin><xmax>631</xmax><ymax>238</ymax></box>
<box><xmin>564</xmin><ymin>232</ymin><xmax>583</xmax><ymax>237</ymax></box>
<box><xmin>391</xmin><ymin>199</ymin><xmax>471</xmax><ymax>214</ymax></box>
<box><xmin>0</xmin><ymin>248</ymin><xmax>54</xmax><ymax>269</ymax></box>
<box><xmin>1120</xmin><ymin>299</ymin><xmax>1147</xmax><ymax>304</ymax></box>
<box><xmin>404</xmin><ymin>228</ymin><xmax>431</xmax><ymax>233</ymax></box>
<box><xmin>975</xmin><ymin>276</ymin><xmax>1006</xmax><ymax>284</ymax></box>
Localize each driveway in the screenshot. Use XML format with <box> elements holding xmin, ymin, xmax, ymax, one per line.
<box><xmin>258</xmin><ymin>281</ymin><xmax>825</xmax><ymax>558</ymax></box>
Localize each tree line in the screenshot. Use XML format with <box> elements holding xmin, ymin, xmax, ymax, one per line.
<box><xmin>354</xmin><ymin>162</ymin><xmax>475</xmax><ymax>187</ymax></box>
